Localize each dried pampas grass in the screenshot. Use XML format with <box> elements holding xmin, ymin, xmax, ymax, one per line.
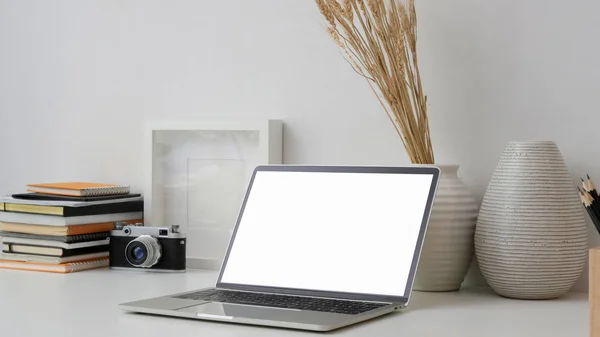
<box><xmin>316</xmin><ymin>0</ymin><xmax>434</xmax><ymax>164</ymax></box>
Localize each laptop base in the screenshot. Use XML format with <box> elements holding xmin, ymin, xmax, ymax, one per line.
<box><xmin>119</xmin><ymin>287</ymin><xmax>401</xmax><ymax>332</ymax></box>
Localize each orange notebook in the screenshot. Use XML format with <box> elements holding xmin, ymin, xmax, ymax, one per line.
<box><xmin>0</xmin><ymin>219</ymin><xmax>141</xmax><ymax>236</ymax></box>
<box><xmin>0</xmin><ymin>257</ymin><xmax>109</xmax><ymax>273</ymax></box>
<box><xmin>27</xmin><ymin>182</ymin><xmax>130</xmax><ymax>197</ymax></box>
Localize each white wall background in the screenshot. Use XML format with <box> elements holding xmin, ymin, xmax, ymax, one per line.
<box><xmin>1</xmin><ymin>0</ymin><xmax>599</xmax><ymax>292</ymax></box>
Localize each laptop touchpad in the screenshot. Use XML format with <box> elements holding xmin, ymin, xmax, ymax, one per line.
<box><xmin>178</xmin><ymin>302</ymin><xmax>233</xmax><ymax>318</ymax></box>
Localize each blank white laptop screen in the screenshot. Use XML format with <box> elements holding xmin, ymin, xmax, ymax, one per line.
<box><xmin>220</xmin><ymin>170</ymin><xmax>434</xmax><ymax>297</ymax></box>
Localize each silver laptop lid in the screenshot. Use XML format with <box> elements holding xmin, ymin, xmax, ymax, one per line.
<box><xmin>216</xmin><ymin>165</ymin><xmax>440</xmax><ymax>304</ymax></box>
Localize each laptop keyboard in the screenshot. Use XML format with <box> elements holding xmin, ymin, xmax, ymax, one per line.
<box><xmin>174</xmin><ymin>289</ymin><xmax>389</xmax><ymax>315</ymax></box>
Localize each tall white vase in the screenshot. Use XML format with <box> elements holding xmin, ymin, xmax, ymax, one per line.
<box><xmin>414</xmin><ymin>165</ymin><xmax>479</xmax><ymax>292</ymax></box>
<box><xmin>474</xmin><ymin>141</ymin><xmax>588</xmax><ymax>300</ymax></box>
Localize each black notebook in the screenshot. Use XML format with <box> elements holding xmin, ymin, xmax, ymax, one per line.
<box><xmin>12</xmin><ymin>193</ymin><xmax>142</xmax><ymax>202</ymax></box>
<box><xmin>0</xmin><ymin>231</ymin><xmax>110</xmax><ymax>243</ymax></box>
<box><xmin>1</xmin><ymin>200</ymin><xmax>143</xmax><ymax>217</ymax></box>
<box><xmin>2</xmin><ymin>242</ymin><xmax>108</xmax><ymax>257</ymax></box>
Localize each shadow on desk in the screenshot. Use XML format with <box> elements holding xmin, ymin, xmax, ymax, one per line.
<box><xmin>405</xmin><ymin>286</ymin><xmax>585</xmax><ymax>312</ymax></box>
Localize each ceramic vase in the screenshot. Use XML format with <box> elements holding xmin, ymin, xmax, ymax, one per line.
<box><xmin>413</xmin><ymin>165</ymin><xmax>479</xmax><ymax>292</ymax></box>
<box><xmin>474</xmin><ymin>141</ymin><xmax>588</xmax><ymax>300</ymax></box>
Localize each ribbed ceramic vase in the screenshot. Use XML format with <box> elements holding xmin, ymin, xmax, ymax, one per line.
<box><xmin>475</xmin><ymin>141</ymin><xmax>588</xmax><ymax>300</ymax></box>
<box><xmin>413</xmin><ymin>165</ymin><xmax>479</xmax><ymax>292</ymax></box>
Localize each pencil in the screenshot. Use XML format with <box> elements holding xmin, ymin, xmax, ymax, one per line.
<box><xmin>582</xmin><ymin>187</ymin><xmax>600</xmax><ymax>217</ymax></box>
<box><xmin>586</xmin><ymin>174</ymin><xmax>600</xmax><ymax>202</ymax></box>
<box><xmin>579</xmin><ymin>187</ymin><xmax>597</xmax><ymax>217</ymax></box>
<box><xmin>582</xmin><ymin>177</ymin><xmax>600</xmax><ymax>227</ymax></box>
<box><xmin>579</xmin><ymin>187</ymin><xmax>600</xmax><ymax>235</ymax></box>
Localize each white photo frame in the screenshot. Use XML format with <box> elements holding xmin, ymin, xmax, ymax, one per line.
<box><xmin>143</xmin><ymin>120</ymin><xmax>283</xmax><ymax>269</ymax></box>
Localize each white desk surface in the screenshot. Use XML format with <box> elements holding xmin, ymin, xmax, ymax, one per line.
<box><xmin>0</xmin><ymin>268</ymin><xmax>588</xmax><ymax>336</ymax></box>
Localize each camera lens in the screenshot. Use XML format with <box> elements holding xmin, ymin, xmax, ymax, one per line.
<box><xmin>132</xmin><ymin>247</ymin><xmax>145</xmax><ymax>260</ymax></box>
<box><xmin>125</xmin><ymin>235</ymin><xmax>162</xmax><ymax>268</ymax></box>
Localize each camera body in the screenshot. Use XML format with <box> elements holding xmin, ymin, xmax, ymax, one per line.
<box><xmin>109</xmin><ymin>223</ymin><xmax>186</xmax><ymax>272</ymax></box>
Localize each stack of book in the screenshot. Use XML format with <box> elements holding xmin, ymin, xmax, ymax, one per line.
<box><xmin>0</xmin><ymin>182</ymin><xmax>143</xmax><ymax>273</ymax></box>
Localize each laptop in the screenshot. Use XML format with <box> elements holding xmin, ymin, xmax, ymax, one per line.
<box><xmin>119</xmin><ymin>165</ymin><xmax>440</xmax><ymax>331</ymax></box>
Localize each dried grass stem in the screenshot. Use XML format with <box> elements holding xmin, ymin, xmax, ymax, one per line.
<box><xmin>317</xmin><ymin>0</ymin><xmax>434</xmax><ymax>164</ymax></box>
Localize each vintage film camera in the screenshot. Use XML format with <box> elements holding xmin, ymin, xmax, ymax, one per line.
<box><xmin>109</xmin><ymin>222</ymin><xmax>186</xmax><ymax>272</ymax></box>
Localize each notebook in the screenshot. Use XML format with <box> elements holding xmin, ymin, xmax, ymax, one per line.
<box><xmin>0</xmin><ymin>231</ymin><xmax>110</xmax><ymax>243</ymax></box>
<box><xmin>0</xmin><ymin>251</ymin><xmax>108</xmax><ymax>264</ymax></box>
<box><xmin>0</xmin><ymin>257</ymin><xmax>109</xmax><ymax>273</ymax></box>
<box><xmin>0</xmin><ymin>221</ymin><xmax>135</xmax><ymax>236</ymax></box>
<box><xmin>26</xmin><ymin>182</ymin><xmax>130</xmax><ymax>197</ymax></box>
<box><xmin>0</xmin><ymin>200</ymin><xmax>143</xmax><ymax>216</ymax></box>
<box><xmin>0</xmin><ymin>211</ymin><xmax>143</xmax><ymax>226</ymax></box>
<box><xmin>0</xmin><ymin>236</ymin><xmax>109</xmax><ymax>249</ymax></box>
<box><xmin>2</xmin><ymin>242</ymin><xmax>108</xmax><ymax>257</ymax></box>
<box><xmin>10</xmin><ymin>193</ymin><xmax>142</xmax><ymax>203</ymax></box>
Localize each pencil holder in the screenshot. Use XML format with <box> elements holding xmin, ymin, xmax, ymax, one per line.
<box><xmin>591</xmin><ymin>248</ymin><xmax>600</xmax><ymax>337</ymax></box>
